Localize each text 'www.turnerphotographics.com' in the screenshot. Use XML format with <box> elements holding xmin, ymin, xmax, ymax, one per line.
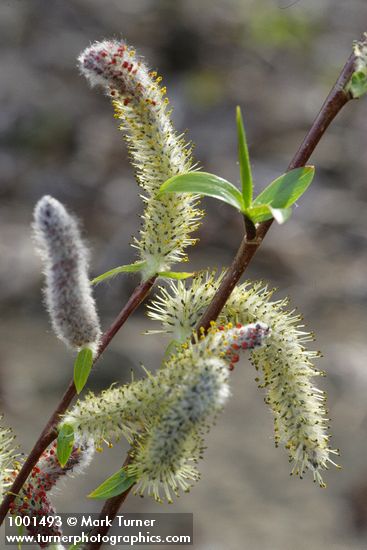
<box><xmin>5</xmin><ymin>513</ymin><xmax>193</xmax><ymax>546</ymax></box>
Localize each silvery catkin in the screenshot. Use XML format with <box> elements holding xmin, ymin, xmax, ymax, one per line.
<box><xmin>33</xmin><ymin>196</ymin><xmax>101</xmax><ymax>354</ymax></box>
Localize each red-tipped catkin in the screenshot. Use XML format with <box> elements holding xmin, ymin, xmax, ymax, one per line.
<box><xmin>78</xmin><ymin>40</ymin><xmax>202</xmax><ymax>279</ymax></box>
<box><xmin>9</xmin><ymin>441</ymin><xmax>93</xmax><ymax>548</ymax></box>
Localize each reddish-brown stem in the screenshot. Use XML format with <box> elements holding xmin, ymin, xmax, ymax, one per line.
<box><xmin>0</xmin><ymin>276</ymin><xmax>156</xmax><ymax>524</ymax></box>
<box><xmin>85</xmin><ymin>51</ymin><xmax>357</xmax><ymax>550</ymax></box>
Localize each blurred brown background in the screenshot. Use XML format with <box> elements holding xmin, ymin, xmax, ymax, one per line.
<box><xmin>1</xmin><ymin>1</ymin><xmax>367</xmax><ymax>549</ymax></box>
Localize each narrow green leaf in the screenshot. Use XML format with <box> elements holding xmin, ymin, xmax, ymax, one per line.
<box><xmin>57</xmin><ymin>424</ymin><xmax>75</xmax><ymax>467</ymax></box>
<box><xmin>253</xmin><ymin>166</ymin><xmax>315</xmax><ymax>209</ymax></box>
<box><xmin>74</xmin><ymin>347</ymin><xmax>94</xmax><ymax>394</ymax></box>
<box><xmin>236</xmin><ymin>106</ymin><xmax>253</xmax><ymax>207</ymax></box>
<box><xmin>158</xmin><ymin>172</ymin><xmax>245</xmax><ymax>212</ymax></box>
<box><xmin>269</xmin><ymin>206</ymin><xmax>292</xmax><ymax>224</ymax></box>
<box><xmin>158</xmin><ymin>271</ymin><xmax>194</xmax><ymax>280</ymax></box>
<box><xmin>88</xmin><ymin>468</ymin><xmax>136</xmax><ymax>499</ymax></box>
<box><xmin>91</xmin><ymin>261</ymin><xmax>146</xmax><ymax>285</ymax></box>
<box><xmin>245</xmin><ymin>204</ymin><xmax>273</xmax><ymax>223</ymax></box>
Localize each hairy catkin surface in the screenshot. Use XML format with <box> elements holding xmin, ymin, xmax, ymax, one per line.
<box><xmin>33</xmin><ymin>196</ymin><xmax>101</xmax><ymax>353</ymax></box>
<box><xmin>79</xmin><ymin>40</ymin><xmax>203</xmax><ymax>279</ymax></box>
<box><xmin>9</xmin><ymin>441</ymin><xmax>94</xmax><ymax>547</ymax></box>
<box><xmin>147</xmin><ymin>273</ymin><xmax>338</xmax><ymax>486</ymax></box>
<box><xmin>61</xmin><ymin>323</ymin><xmax>269</xmax><ymax>502</ymax></box>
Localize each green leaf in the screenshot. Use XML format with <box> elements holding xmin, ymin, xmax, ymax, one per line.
<box><xmin>91</xmin><ymin>261</ymin><xmax>146</xmax><ymax>285</ymax></box>
<box><xmin>269</xmin><ymin>206</ymin><xmax>292</xmax><ymax>224</ymax></box>
<box><xmin>158</xmin><ymin>271</ymin><xmax>194</xmax><ymax>280</ymax></box>
<box><xmin>57</xmin><ymin>424</ymin><xmax>75</xmax><ymax>467</ymax></box>
<box><xmin>74</xmin><ymin>347</ymin><xmax>94</xmax><ymax>394</ymax></box>
<box><xmin>253</xmin><ymin>166</ymin><xmax>315</xmax><ymax>209</ymax></box>
<box><xmin>245</xmin><ymin>204</ymin><xmax>273</xmax><ymax>223</ymax></box>
<box><xmin>348</xmin><ymin>70</ymin><xmax>367</xmax><ymax>99</ymax></box>
<box><xmin>88</xmin><ymin>468</ymin><xmax>136</xmax><ymax>500</ymax></box>
<box><xmin>236</xmin><ymin>106</ymin><xmax>253</xmax><ymax>207</ymax></box>
<box><xmin>158</xmin><ymin>172</ymin><xmax>245</xmax><ymax>212</ymax></box>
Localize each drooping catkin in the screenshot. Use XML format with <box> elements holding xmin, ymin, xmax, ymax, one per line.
<box><xmin>78</xmin><ymin>40</ymin><xmax>203</xmax><ymax>280</ymax></box>
<box><xmin>33</xmin><ymin>196</ymin><xmax>101</xmax><ymax>354</ymax></box>
<box><xmin>147</xmin><ymin>273</ymin><xmax>338</xmax><ymax>486</ymax></box>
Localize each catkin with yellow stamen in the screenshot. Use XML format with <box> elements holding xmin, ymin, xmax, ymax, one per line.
<box><xmin>128</xmin><ymin>322</ymin><xmax>269</xmax><ymax>502</ymax></box>
<box><xmin>147</xmin><ymin>273</ymin><xmax>338</xmax><ymax>486</ymax></box>
<box><xmin>60</xmin><ymin>323</ymin><xmax>269</xmax><ymax>502</ymax></box>
<box><xmin>61</xmin><ymin>376</ymin><xmax>162</xmax><ymax>448</ymax></box>
<box><xmin>78</xmin><ymin>40</ymin><xmax>203</xmax><ymax>279</ymax></box>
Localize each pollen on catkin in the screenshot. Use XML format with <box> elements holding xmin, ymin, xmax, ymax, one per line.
<box><xmin>33</xmin><ymin>196</ymin><xmax>101</xmax><ymax>354</ymax></box>
<box><xmin>78</xmin><ymin>40</ymin><xmax>203</xmax><ymax>279</ymax></box>
<box><xmin>127</xmin><ymin>336</ymin><xmax>231</xmax><ymax>503</ymax></box>
<box><xmin>8</xmin><ymin>441</ymin><xmax>93</xmax><ymax>548</ymax></box>
<box><xmin>146</xmin><ymin>270</ymin><xmax>225</xmax><ymax>340</ymax></box>
<box><xmin>60</xmin><ymin>375</ymin><xmax>163</xmax><ymax>448</ymax></box>
<box><xmin>147</xmin><ymin>273</ymin><xmax>338</xmax><ymax>487</ymax></box>
<box><xmin>61</xmin><ymin>322</ymin><xmax>269</xmax><ymax>503</ymax></box>
<box><xmin>128</xmin><ymin>322</ymin><xmax>269</xmax><ymax>503</ymax></box>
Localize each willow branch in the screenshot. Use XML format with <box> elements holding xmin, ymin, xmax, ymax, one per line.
<box><xmin>197</xmin><ymin>52</ymin><xmax>355</xmax><ymax>332</ymax></box>
<box><xmin>0</xmin><ymin>275</ymin><xmax>157</xmax><ymax>524</ymax></box>
<box><xmin>85</xmin><ymin>51</ymin><xmax>357</xmax><ymax>550</ymax></box>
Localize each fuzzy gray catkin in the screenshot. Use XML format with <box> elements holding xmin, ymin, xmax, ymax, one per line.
<box><xmin>33</xmin><ymin>196</ymin><xmax>101</xmax><ymax>354</ymax></box>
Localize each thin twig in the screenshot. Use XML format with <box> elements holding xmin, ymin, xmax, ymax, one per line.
<box><xmin>85</xmin><ymin>51</ymin><xmax>356</xmax><ymax>550</ymax></box>
<box><xmin>0</xmin><ymin>276</ymin><xmax>156</xmax><ymax>524</ymax></box>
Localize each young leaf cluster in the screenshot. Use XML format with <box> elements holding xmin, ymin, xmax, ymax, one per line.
<box><xmin>159</xmin><ymin>107</ymin><xmax>315</xmax><ymax>227</ymax></box>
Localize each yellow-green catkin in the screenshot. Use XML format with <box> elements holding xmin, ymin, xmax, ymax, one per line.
<box><xmin>79</xmin><ymin>40</ymin><xmax>203</xmax><ymax>279</ymax></box>
<box><xmin>128</xmin><ymin>323</ymin><xmax>269</xmax><ymax>502</ymax></box>
<box><xmin>147</xmin><ymin>273</ymin><xmax>339</xmax><ymax>487</ymax></box>
<box><xmin>60</xmin><ymin>323</ymin><xmax>269</xmax><ymax>502</ymax></box>
<box><xmin>61</xmin><ymin>376</ymin><xmax>163</xmax><ymax>449</ymax></box>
